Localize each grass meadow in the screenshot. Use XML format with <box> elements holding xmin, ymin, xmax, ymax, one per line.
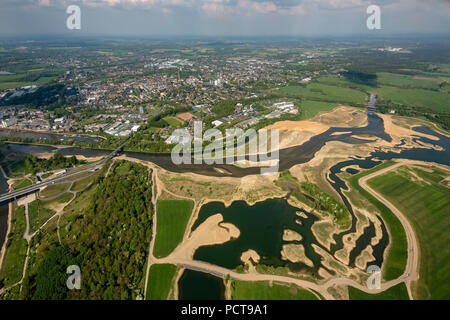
<box><xmin>153</xmin><ymin>199</ymin><xmax>194</xmax><ymax>258</ymax></box>
<box><xmin>368</xmin><ymin>166</ymin><xmax>450</xmax><ymax>299</ymax></box>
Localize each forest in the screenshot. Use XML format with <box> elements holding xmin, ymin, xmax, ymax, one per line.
<box><xmin>18</xmin><ymin>160</ymin><xmax>153</xmax><ymax>300</ymax></box>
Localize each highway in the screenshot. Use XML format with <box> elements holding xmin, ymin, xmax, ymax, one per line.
<box><xmin>0</xmin><ymin>140</ymin><xmax>128</xmax><ymax>204</ymax></box>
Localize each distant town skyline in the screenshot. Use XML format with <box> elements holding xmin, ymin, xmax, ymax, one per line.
<box><xmin>0</xmin><ymin>0</ymin><xmax>449</xmax><ymax>36</ymax></box>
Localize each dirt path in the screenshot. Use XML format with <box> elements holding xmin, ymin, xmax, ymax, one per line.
<box><xmin>358</xmin><ymin>161</ymin><xmax>421</xmax><ymax>299</ymax></box>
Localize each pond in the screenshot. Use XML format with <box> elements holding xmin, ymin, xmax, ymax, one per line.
<box><xmin>178</xmin><ymin>269</ymin><xmax>225</xmax><ymax>300</ymax></box>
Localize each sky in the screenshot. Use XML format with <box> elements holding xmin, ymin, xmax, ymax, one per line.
<box><xmin>0</xmin><ymin>0</ymin><xmax>449</xmax><ymax>36</ymax></box>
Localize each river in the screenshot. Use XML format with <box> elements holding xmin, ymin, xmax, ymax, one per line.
<box><xmin>0</xmin><ymin>112</ymin><xmax>449</xmax><ymax>277</ymax></box>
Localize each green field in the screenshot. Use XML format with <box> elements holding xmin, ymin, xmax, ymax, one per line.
<box><xmin>39</xmin><ymin>182</ymin><xmax>71</xmax><ymax>198</ymax></box>
<box><xmin>146</xmin><ymin>264</ymin><xmax>177</xmax><ymax>300</ymax></box>
<box><xmin>28</xmin><ymin>200</ymin><xmax>56</xmax><ymax>234</ymax></box>
<box><xmin>70</xmin><ymin>172</ymin><xmax>99</xmax><ymax>192</ymax></box>
<box><xmin>299</xmin><ymin>100</ymin><xmax>338</xmax><ymax>120</ymax></box>
<box><xmin>368</xmin><ymin>165</ymin><xmax>450</xmax><ymax>299</ymax></box>
<box><xmin>153</xmin><ymin>199</ymin><xmax>194</xmax><ymax>258</ymax></box>
<box><xmin>374</xmin><ymin>86</ymin><xmax>449</xmax><ymax>113</ymax></box>
<box><xmin>230</xmin><ymin>280</ymin><xmax>319</xmax><ymax>300</ymax></box>
<box><xmin>376</xmin><ymin>72</ymin><xmax>442</xmax><ymax>90</ymax></box>
<box><xmin>316</xmin><ymin>73</ymin><xmax>449</xmax><ymax>113</ymax></box>
<box><xmin>0</xmin><ymin>68</ymin><xmax>61</xmax><ymax>90</ymax></box>
<box><xmin>349</xmin><ymin>162</ymin><xmax>408</xmax><ymax>281</ymax></box>
<box><xmin>348</xmin><ymin>282</ymin><xmax>409</xmax><ymax>300</ymax></box>
<box><xmin>278</xmin><ymin>83</ymin><xmax>367</xmax><ymax>105</ymax></box>
<box><xmin>316</xmin><ymin>75</ymin><xmax>372</xmax><ymax>91</ymax></box>
<box><xmin>0</xmin><ymin>206</ymin><xmax>28</xmax><ymax>286</ymax></box>
<box><xmin>13</xmin><ymin>178</ymin><xmax>32</xmax><ymax>190</ymax></box>
<box><xmin>163</xmin><ymin>116</ymin><xmax>184</xmax><ymax>128</ymax></box>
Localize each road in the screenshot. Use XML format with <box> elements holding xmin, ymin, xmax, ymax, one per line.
<box><xmin>358</xmin><ymin>161</ymin><xmax>420</xmax><ymax>299</ymax></box>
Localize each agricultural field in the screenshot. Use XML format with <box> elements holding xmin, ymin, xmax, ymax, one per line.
<box><xmin>299</xmin><ymin>100</ymin><xmax>339</xmax><ymax>120</ymax></box>
<box><xmin>373</xmin><ymin>86</ymin><xmax>449</xmax><ymax>113</ymax></box>
<box><xmin>0</xmin><ymin>67</ymin><xmax>62</xmax><ymax>90</ymax></box>
<box><xmin>367</xmin><ymin>165</ymin><xmax>450</xmax><ymax>299</ymax></box>
<box><xmin>146</xmin><ymin>264</ymin><xmax>178</xmax><ymax>300</ymax></box>
<box><xmin>316</xmin><ymin>72</ymin><xmax>449</xmax><ymax>114</ymax></box>
<box><xmin>153</xmin><ymin>199</ymin><xmax>194</xmax><ymax>258</ymax></box>
<box><xmin>376</xmin><ymin>72</ymin><xmax>443</xmax><ymax>90</ymax></box>
<box><xmin>278</xmin><ymin>83</ymin><xmax>367</xmax><ymax>105</ymax></box>
<box><xmin>230</xmin><ymin>280</ymin><xmax>319</xmax><ymax>300</ymax></box>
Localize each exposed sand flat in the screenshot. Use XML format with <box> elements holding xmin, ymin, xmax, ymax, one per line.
<box><xmin>263</xmin><ymin>120</ymin><xmax>329</xmax><ymax>150</ymax></box>
<box><xmin>281</xmin><ymin>243</ymin><xmax>314</xmax><ymax>267</ymax></box>
<box><xmin>334</xmin><ymin>213</ymin><xmax>370</xmax><ymax>266</ymax></box>
<box><xmin>169</xmin><ymin>213</ymin><xmax>240</xmax><ymax>260</ymax></box>
<box><xmin>380</xmin><ymin>113</ymin><xmax>440</xmax><ymax>142</ymax></box>
<box><xmin>233</xmin><ymin>159</ymin><xmax>279</xmax><ymax>168</ymax></box>
<box><xmin>72</xmin><ymin>155</ymin><xmax>104</xmax><ymax>162</ymax></box>
<box><xmin>318</xmin><ymin>267</ymin><xmax>333</xmax><ymax>279</ymax></box>
<box><xmin>311</xmin><ymin>219</ymin><xmax>337</xmax><ymax>251</ymax></box>
<box><xmin>265</xmin><ymin>119</ymin><xmax>329</xmax><ymax>133</ymax></box>
<box><xmin>156</xmin><ymin>165</ymin><xmax>285</xmax><ymax>207</ymax></box>
<box><xmin>287</xmin><ymin>197</ymin><xmax>314</xmax><ymax>215</ymax></box>
<box><xmin>240</xmin><ymin>249</ymin><xmax>260</xmax><ymax>266</ymax></box>
<box><xmin>334</xmin><ymin>248</ymin><xmax>350</xmax><ymax>266</ymax></box>
<box><xmin>350</xmin><ymin>135</ymin><xmax>378</xmax><ymax>142</ymax></box>
<box><xmin>283</xmin><ymin>229</ymin><xmax>302</xmax><ymax>242</ymax></box>
<box><xmin>302</xmin><ymin>140</ymin><xmax>373</xmax><ymax>169</ymax></box>
<box><xmin>296</xmin><ymin>210</ymin><xmax>308</xmax><ymax>219</ymax></box>
<box><xmin>32</xmin><ymin>152</ymin><xmax>104</xmax><ymax>162</ymax></box>
<box><xmin>413</xmin><ymin>139</ymin><xmax>444</xmax><ymax>151</ymax></box>
<box><xmin>313</xmin><ymin>106</ymin><xmax>367</xmax><ymax>128</ymax></box>
<box><xmin>331</xmin><ymin>131</ymin><xmax>352</xmax><ymax>136</ymax></box>
<box><xmin>355</xmin><ymin>245</ymin><xmax>375</xmax><ymax>270</ymax></box>
<box><xmin>313</xmin><ymin>244</ymin><xmax>350</xmax><ymax>277</ymax></box>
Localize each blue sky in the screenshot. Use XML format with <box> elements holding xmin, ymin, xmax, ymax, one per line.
<box><xmin>0</xmin><ymin>0</ymin><xmax>449</xmax><ymax>36</ymax></box>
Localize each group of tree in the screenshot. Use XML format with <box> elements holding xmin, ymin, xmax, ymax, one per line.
<box><xmin>23</xmin><ymin>153</ymin><xmax>81</xmax><ymax>175</ymax></box>
<box><xmin>18</xmin><ymin>160</ymin><xmax>153</xmax><ymax>300</ymax></box>
<box><xmin>343</xmin><ymin>70</ymin><xmax>377</xmax><ymax>87</ymax></box>
<box><xmin>64</xmin><ymin>160</ymin><xmax>152</xmax><ymax>299</ymax></box>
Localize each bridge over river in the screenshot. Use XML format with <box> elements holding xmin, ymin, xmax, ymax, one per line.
<box><xmin>0</xmin><ymin>140</ymin><xmax>127</xmax><ymax>205</ymax></box>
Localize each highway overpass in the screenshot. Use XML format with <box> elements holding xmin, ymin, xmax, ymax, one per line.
<box><xmin>0</xmin><ymin>140</ymin><xmax>128</xmax><ymax>205</ymax></box>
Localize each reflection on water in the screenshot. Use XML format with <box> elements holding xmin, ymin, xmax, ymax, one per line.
<box><xmin>178</xmin><ymin>269</ymin><xmax>225</xmax><ymax>300</ymax></box>
<box><xmin>192</xmin><ymin>198</ymin><xmax>332</xmax><ymax>278</ymax></box>
<box><xmin>1</xmin><ymin>113</ymin><xmax>449</xmax><ymax>278</ymax></box>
